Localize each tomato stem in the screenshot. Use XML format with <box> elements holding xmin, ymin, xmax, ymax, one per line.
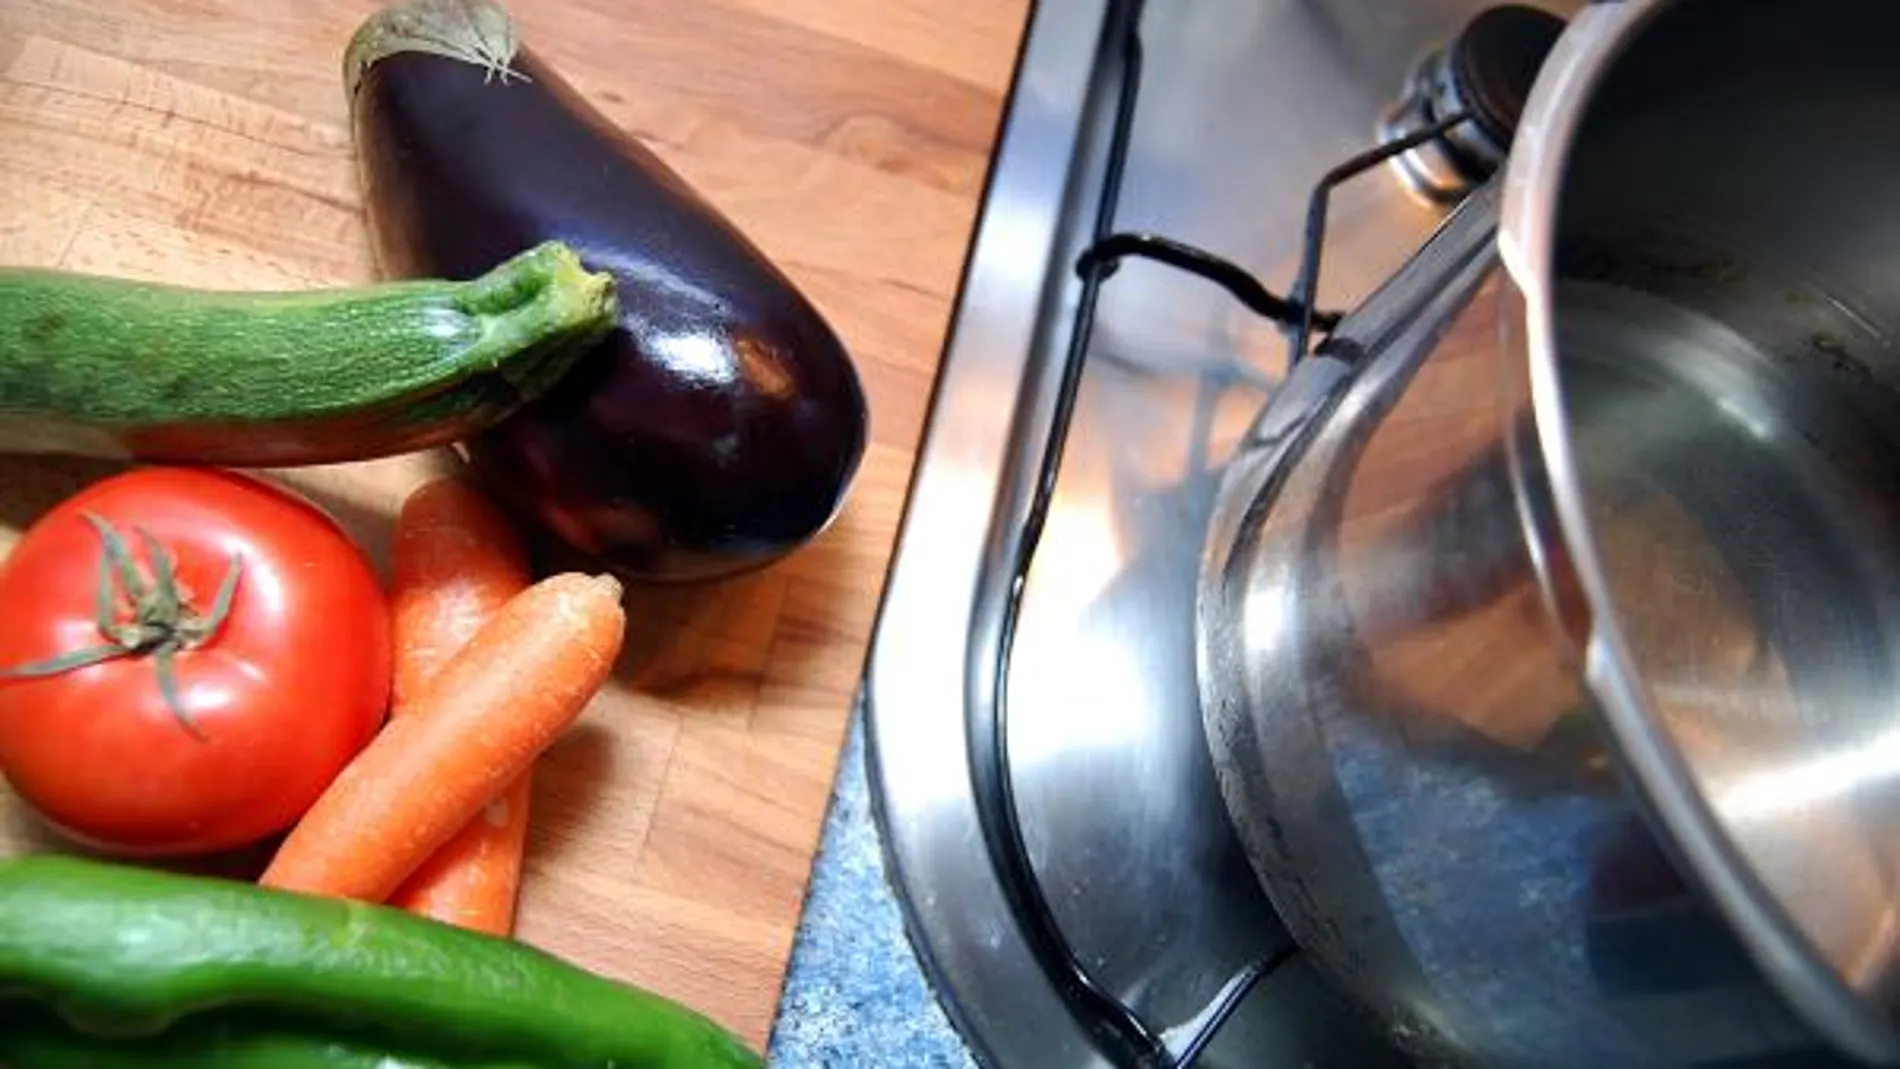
<box><xmin>0</xmin><ymin>513</ymin><xmax>242</xmax><ymax>739</ymax></box>
<box><xmin>150</xmin><ymin>647</ymin><xmax>205</xmax><ymax>741</ymax></box>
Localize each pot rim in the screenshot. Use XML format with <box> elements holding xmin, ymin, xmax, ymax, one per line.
<box><xmin>1501</xmin><ymin>0</ymin><xmax>1900</xmax><ymax>1061</ymax></box>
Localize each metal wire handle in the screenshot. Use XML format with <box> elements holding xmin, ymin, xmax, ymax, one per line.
<box><xmin>967</xmin><ymin>0</ymin><xmax>1479</xmax><ymax>1063</ymax></box>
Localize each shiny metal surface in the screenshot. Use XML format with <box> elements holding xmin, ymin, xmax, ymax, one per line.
<box><xmin>865</xmin><ymin>1</ymin><xmax>1573</xmax><ymax>1066</ymax></box>
<box><xmin>1528</xmin><ymin>3</ymin><xmax>1900</xmax><ymax>1055</ymax></box>
<box><xmin>865</xmin><ymin>4</ymin><xmax>1114</xmax><ymax>1065</ymax></box>
<box><xmin>1201</xmin><ymin>194</ymin><xmax>1856</xmax><ymax>1069</ymax></box>
<box><xmin>1200</xmin><ymin>0</ymin><xmax>1900</xmax><ymax>1064</ymax></box>
<box><xmin>1379</xmin><ymin>41</ymin><xmax>1506</xmax><ymax>204</ymax></box>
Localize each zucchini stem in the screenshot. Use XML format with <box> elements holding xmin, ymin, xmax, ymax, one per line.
<box><xmin>458</xmin><ymin>241</ymin><xmax>616</xmax><ymax>396</ymax></box>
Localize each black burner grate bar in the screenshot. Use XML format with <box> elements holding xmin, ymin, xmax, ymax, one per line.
<box><xmin>968</xmin><ymin>0</ymin><xmax>1479</xmax><ymax>1064</ymax></box>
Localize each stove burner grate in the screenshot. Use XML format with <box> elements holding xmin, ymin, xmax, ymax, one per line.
<box><xmin>967</xmin><ymin>2</ymin><xmax>1561</xmax><ymax>1065</ymax></box>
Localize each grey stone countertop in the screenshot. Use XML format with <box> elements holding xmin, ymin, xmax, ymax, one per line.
<box><xmin>765</xmin><ymin>711</ymin><xmax>976</xmax><ymax>1068</ymax></box>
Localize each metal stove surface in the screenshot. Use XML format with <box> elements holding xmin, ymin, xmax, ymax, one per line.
<box><xmin>864</xmin><ymin>2</ymin><xmax>1573</xmax><ymax>1066</ymax></box>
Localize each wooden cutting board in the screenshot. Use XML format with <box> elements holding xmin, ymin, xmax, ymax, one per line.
<box><xmin>0</xmin><ymin>0</ymin><xmax>1023</xmax><ymax>1047</ymax></box>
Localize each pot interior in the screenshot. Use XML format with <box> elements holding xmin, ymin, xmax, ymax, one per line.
<box><xmin>1548</xmin><ymin>0</ymin><xmax>1900</xmax><ymax>1029</ymax></box>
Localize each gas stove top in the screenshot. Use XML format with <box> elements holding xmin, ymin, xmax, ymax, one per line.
<box><xmin>864</xmin><ymin>2</ymin><xmax>1575</xmax><ymax>1066</ymax></box>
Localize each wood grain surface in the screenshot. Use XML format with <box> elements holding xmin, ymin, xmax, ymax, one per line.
<box><xmin>0</xmin><ymin>0</ymin><xmax>1023</xmax><ymax>1046</ymax></box>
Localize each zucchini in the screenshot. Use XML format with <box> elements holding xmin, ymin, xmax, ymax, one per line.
<box><xmin>0</xmin><ymin>241</ymin><xmax>616</xmax><ymax>466</ymax></box>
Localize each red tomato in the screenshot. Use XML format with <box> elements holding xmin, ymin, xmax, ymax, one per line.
<box><xmin>0</xmin><ymin>468</ymin><xmax>390</xmax><ymax>856</ymax></box>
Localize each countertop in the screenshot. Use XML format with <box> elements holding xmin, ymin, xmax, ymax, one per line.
<box><xmin>0</xmin><ymin>0</ymin><xmax>1025</xmax><ymax>1051</ymax></box>
<box><xmin>769</xmin><ymin>712</ymin><xmax>976</xmax><ymax>1067</ymax></box>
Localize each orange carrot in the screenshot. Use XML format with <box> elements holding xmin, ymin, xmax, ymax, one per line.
<box><xmin>261</xmin><ymin>572</ymin><xmax>625</xmax><ymax>903</ymax></box>
<box><xmin>387</xmin><ymin>477</ymin><xmax>534</xmax><ymax>936</ymax></box>
<box><xmin>389</xmin><ymin>477</ymin><xmax>532</xmax><ymax>713</ymax></box>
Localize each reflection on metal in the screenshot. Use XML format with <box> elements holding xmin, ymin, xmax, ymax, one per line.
<box><xmin>1200</xmin><ymin>1</ymin><xmax>1900</xmax><ymax>1065</ymax></box>
<box><xmin>1378</xmin><ymin>5</ymin><xmax>1565</xmax><ymax>203</ymax></box>
<box><xmin>865</xmin><ymin>1</ymin><xmax>1559</xmax><ymax>1066</ymax></box>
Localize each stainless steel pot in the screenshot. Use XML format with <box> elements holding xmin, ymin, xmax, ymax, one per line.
<box><xmin>1198</xmin><ymin>0</ymin><xmax>1900</xmax><ymax>1065</ymax></box>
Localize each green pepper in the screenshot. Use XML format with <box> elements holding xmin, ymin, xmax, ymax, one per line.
<box><xmin>0</xmin><ymin>856</ymin><xmax>760</xmax><ymax>1069</ymax></box>
<box><xmin>0</xmin><ymin>1006</ymin><xmax>535</xmax><ymax>1068</ymax></box>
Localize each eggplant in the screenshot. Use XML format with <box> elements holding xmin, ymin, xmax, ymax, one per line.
<box><xmin>345</xmin><ymin>0</ymin><xmax>867</xmax><ymax>582</ymax></box>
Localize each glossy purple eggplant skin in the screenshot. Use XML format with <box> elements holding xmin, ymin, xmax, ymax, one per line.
<box><xmin>352</xmin><ymin>47</ymin><xmax>867</xmax><ymax>583</ymax></box>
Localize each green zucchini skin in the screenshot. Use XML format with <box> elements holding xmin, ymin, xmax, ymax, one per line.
<box><xmin>0</xmin><ymin>855</ymin><xmax>761</xmax><ymax>1069</ymax></box>
<box><xmin>0</xmin><ymin>241</ymin><xmax>615</xmax><ymax>466</ymax></box>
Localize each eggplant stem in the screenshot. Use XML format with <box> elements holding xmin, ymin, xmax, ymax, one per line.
<box><xmin>345</xmin><ymin>0</ymin><xmax>528</xmax><ymax>98</ymax></box>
